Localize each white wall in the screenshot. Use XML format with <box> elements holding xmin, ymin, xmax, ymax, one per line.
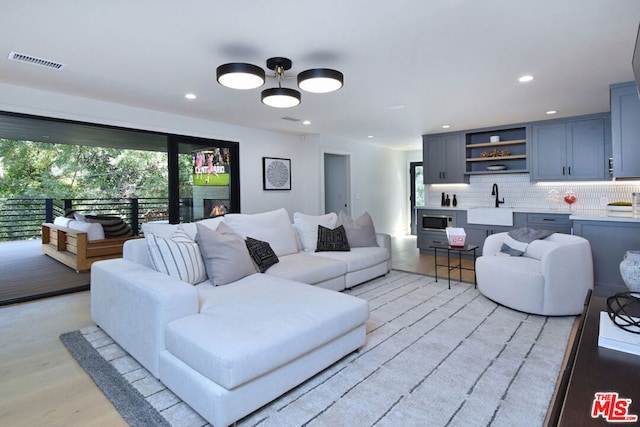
<box><xmin>318</xmin><ymin>136</ymin><xmax>407</xmax><ymax>234</ymax></box>
<box><xmin>0</xmin><ymin>83</ymin><xmax>406</xmax><ymax>234</ymax></box>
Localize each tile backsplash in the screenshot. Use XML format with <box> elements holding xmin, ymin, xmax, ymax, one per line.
<box><xmin>426</xmin><ymin>173</ymin><xmax>640</xmax><ymax>212</ymax></box>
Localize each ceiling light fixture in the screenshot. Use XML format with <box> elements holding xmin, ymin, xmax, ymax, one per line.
<box><xmin>216</xmin><ymin>56</ymin><xmax>343</xmax><ymax>108</ymax></box>
<box><xmin>216</xmin><ymin>63</ymin><xmax>265</xmax><ymax>90</ymax></box>
<box><xmin>261</xmin><ymin>57</ymin><xmax>300</xmax><ymax>108</ymax></box>
<box><xmin>298</xmin><ymin>68</ymin><xmax>344</xmax><ymax>93</ymax></box>
<box><xmin>518</xmin><ymin>75</ymin><xmax>534</xmax><ymax>83</ymax></box>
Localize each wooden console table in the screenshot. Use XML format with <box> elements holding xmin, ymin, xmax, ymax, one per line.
<box><xmin>548</xmin><ymin>292</ymin><xmax>640</xmax><ymax>426</ymax></box>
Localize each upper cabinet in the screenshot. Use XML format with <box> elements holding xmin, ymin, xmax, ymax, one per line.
<box><xmin>611</xmin><ymin>82</ymin><xmax>640</xmax><ymax>179</ymax></box>
<box><xmin>530</xmin><ymin>114</ymin><xmax>610</xmax><ymax>182</ymax></box>
<box><xmin>422</xmin><ymin>133</ymin><xmax>467</xmax><ymax>184</ymax></box>
<box><xmin>465</xmin><ymin>127</ymin><xmax>527</xmax><ymax>175</ymax></box>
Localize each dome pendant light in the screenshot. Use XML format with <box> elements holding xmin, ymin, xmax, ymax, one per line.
<box><xmin>261</xmin><ymin>57</ymin><xmax>301</xmax><ymax>108</ymax></box>
<box><xmin>297</xmin><ymin>68</ymin><xmax>344</xmax><ymax>93</ymax></box>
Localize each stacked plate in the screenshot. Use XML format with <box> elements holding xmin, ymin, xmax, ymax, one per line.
<box><xmin>607</xmin><ymin>204</ymin><xmax>632</xmax><ymax>217</ymax></box>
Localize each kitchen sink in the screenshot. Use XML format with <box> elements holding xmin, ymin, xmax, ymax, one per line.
<box><xmin>466</xmin><ymin>207</ymin><xmax>514</xmax><ymax>226</ymax></box>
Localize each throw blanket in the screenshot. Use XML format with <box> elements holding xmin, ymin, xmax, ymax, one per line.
<box><xmin>500</xmin><ymin>227</ymin><xmax>554</xmax><ymax>256</ymax></box>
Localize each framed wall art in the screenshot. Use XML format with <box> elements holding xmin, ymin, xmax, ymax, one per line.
<box><xmin>263</xmin><ymin>157</ymin><xmax>291</xmax><ymax>190</ymax></box>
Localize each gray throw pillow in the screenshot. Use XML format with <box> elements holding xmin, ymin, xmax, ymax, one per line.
<box><xmin>245</xmin><ymin>237</ymin><xmax>279</xmax><ymax>273</ymax></box>
<box><xmin>336</xmin><ymin>211</ymin><xmax>378</xmax><ymax>247</ymax></box>
<box><xmin>316</xmin><ymin>225</ymin><xmax>350</xmax><ymax>252</ymax></box>
<box><xmin>500</xmin><ymin>227</ymin><xmax>555</xmax><ymax>256</ymax></box>
<box><xmin>195</xmin><ymin>222</ymin><xmax>257</xmax><ymax>286</ymax></box>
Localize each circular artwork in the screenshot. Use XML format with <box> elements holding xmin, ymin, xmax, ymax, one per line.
<box><xmin>263</xmin><ymin>158</ymin><xmax>291</xmax><ymax>190</ymax></box>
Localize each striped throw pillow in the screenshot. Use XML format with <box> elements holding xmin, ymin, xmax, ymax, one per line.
<box><xmin>146</xmin><ymin>227</ymin><xmax>207</xmax><ymax>285</ymax></box>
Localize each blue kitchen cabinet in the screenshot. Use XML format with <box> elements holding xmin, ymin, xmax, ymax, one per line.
<box><xmin>422</xmin><ymin>133</ymin><xmax>467</xmax><ymax>184</ymax></box>
<box><xmin>611</xmin><ymin>82</ymin><xmax>640</xmax><ymax>178</ymax></box>
<box><xmin>531</xmin><ymin>114</ymin><xmax>609</xmax><ymax>181</ymax></box>
<box><xmin>573</xmin><ymin>219</ymin><xmax>640</xmax><ymax>296</ymax></box>
<box><xmin>513</xmin><ymin>212</ymin><xmax>572</xmax><ymax>234</ymax></box>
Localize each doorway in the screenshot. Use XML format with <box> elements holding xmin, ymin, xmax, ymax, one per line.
<box><xmin>410</xmin><ymin>162</ymin><xmax>424</xmax><ymax>234</ymax></box>
<box><xmin>324</xmin><ymin>153</ymin><xmax>351</xmax><ymax>215</ymax></box>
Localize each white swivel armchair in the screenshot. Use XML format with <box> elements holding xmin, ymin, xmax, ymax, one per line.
<box><xmin>475</xmin><ymin>232</ymin><xmax>593</xmax><ymax>316</ymax></box>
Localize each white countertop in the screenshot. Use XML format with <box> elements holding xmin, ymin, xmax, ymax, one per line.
<box><xmin>416</xmin><ymin>206</ymin><xmax>640</xmax><ymax>223</ymax></box>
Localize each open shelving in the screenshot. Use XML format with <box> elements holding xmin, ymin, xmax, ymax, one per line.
<box><xmin>465</xmin><ymin>128</ymin><xmax>527</xmax><ymax>174</ymax></box>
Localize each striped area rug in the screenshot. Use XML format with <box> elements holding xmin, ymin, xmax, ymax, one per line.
<box><xmin>64</xmin><ymin>271</ymin><xmax>574</xmax><ymax>427</ymax></box>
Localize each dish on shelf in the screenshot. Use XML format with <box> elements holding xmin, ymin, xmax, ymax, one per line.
<box><xmin>486</xmin><ymin>165</ymin><xmax>507</xmax><ymax>171</ymax></box>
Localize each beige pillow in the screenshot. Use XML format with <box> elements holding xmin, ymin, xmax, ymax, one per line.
<box><xmin>336</xmin><ymin>211</ymin><xmax>378</xmax><ymax>247</ymax></box>
<box><xmin>196</xmin><ymin>222</ymin><xmax>257</xmax><ymax>286</ymax></box>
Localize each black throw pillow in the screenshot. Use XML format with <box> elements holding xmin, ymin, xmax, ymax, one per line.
<box><xmin>316</xmin><ymin>225</ymin><xmax>350</xmax><ymax>252</ymax></box>
<box><xmin>245</xmin><ymin>237</ymin><xmax>279</xmax><ymax>273</ymax></box>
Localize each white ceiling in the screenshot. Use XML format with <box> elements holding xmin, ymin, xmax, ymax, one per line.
<box><xmin>1</xmin><ymin>1</ymin><xmax>640</xmax><ymax>151</ymax></box>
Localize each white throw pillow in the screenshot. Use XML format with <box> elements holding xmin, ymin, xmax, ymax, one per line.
<box><xmin>146</xmin><ymin>227</ymin><xmax>207</xmax><ymax>285</ymax></box>
<box><xmin>53</xmin><ymin>217</ymin><xmax>73</xmax><ymax>228</ymax></box>
<box><xmin>142</xmin><ymin>222</ymin><xmax>198</xmax><ymax>240</ymax></box>
<box><xmin>293</xmin><ymin>212</ymin><xmax>338</xmax><ymax>252</ymax></box>
<box><xmin>197</xmin><ymin>216</ymin><xmax>225</xmax><ymax>232</ymax></box>
<box><xmin>67</xmin><ymin>220</ymin><xmax>106</xmax><ymax>241</ymax></box>
<box><xmin>224</xmin><ymin>208</ymin><xmax>298</xmax><ymax>256</ymax></box>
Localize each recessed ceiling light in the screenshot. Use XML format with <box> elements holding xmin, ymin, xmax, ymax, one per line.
<box><xmin>518</xmin><ymin>75</ymin><xmax>534</xmax><ymax>83</ymax></box>
<box><xmin>185</xmin><ymin>93</ymin><xmax>197</xmax><ymax>100</ymax></box>
<box><xmin>546</xmin><ymin>110</ymin><xmax>557</xmax><ymax>115</ymax></box>
<box><xmin>302</xmin><ymin>120</ymin><xmax>311</xmax><ymax>125</ymax></box>
<box><xmin>442</xmin><ymin>125</ymin><xmax>451</xmax><ymax>129</ymax></box>
<box><xmin>367</xmin><ymin>135</ymin><xmax>374</xmax><ymax>139</ymax></box>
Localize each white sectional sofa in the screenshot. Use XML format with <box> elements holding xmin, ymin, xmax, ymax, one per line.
<box><xmin>91</xmin><ymin>208</ymin><xmax>390</xmax><ymax>427</ymax></box>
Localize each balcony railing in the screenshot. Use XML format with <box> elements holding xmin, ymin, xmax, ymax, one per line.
<box><xmin>0</xmin><ymin>197</ymin><xmax>194</xmax><ymax>241</ymax></box>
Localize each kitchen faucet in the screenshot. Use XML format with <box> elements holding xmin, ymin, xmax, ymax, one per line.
<box><xmin>491</xmin><ymin>183</ymin><xmax>505</xmax><ymax>208</ymax></box>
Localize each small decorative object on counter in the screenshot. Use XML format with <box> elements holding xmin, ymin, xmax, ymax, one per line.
<box><xmin>546</xmin><ymin>189</ymin><xmax>561</xmax><ymax>210</ymax></box>
<box><xmin>441</xmin><ymin>192</ymin><xmax>445</xmax><ymax>207</ymax></box>
<box><xmin>445</xmin><ymin>194</ymin><xmax>451</xmax><ymax>206</ymax></box>
<box><xmin>563</xmin><ymin>190</ymin><xmax>577</xmax><ymax>210</ymax></box>
<box><xmin>620</xmin><ymin>250</ymin><xmax>640</xmax><ymax>294</ymax></box>
<box><xmin>607</xmin><ymin>201</ymin><xmax>632</xmax><ymax>217</ymax></box>
<box><xmin>446</xmin><ymin>227</ymin><xmax>466</xmax><ymax>247</ymax></box>
<box><xmin>452</xmin><ymin>194</ymin><xmax>457</xmax><ymax>207</ymax></box>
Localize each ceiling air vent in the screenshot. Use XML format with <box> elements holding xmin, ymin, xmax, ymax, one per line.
<box><xmin>8</xmin><ymin>51</ymin><xmax>65</xmax><ymax>70</ymax></box>
<box><xmin>281</xmin><ymin>116</ymin><xmax>302</xmax><ymax>122</ymax></box>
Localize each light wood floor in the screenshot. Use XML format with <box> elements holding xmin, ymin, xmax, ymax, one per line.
<box><xmin>0</xmin><ymin>235</ymin><xmax>474</xmax><ymax>426</ymax></box>
<box><xmin>391</xmin><ymin>234</ymin><xmax>477</xmax><ymax>284</ymax></box>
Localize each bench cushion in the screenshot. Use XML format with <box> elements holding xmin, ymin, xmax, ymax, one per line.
<box><xmin>165</xmin><ymin>275</ymin><xmax>369</xmax><ymax>389</ymax></box>
<box><xmin>312</xmin><ymin>246</ymin><xmax>389</xmax><ymax>272</ymax></box>
<box><xmin>264</xmin><ymin>252</ymin><xmax>347</xmax><ymax>285</ymax></box>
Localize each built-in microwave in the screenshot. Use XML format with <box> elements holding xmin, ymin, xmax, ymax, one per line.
<box><xmin>421</xmin><ymin>214</ymin><xmax>455</xmax><ymax>232</ymax></box>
